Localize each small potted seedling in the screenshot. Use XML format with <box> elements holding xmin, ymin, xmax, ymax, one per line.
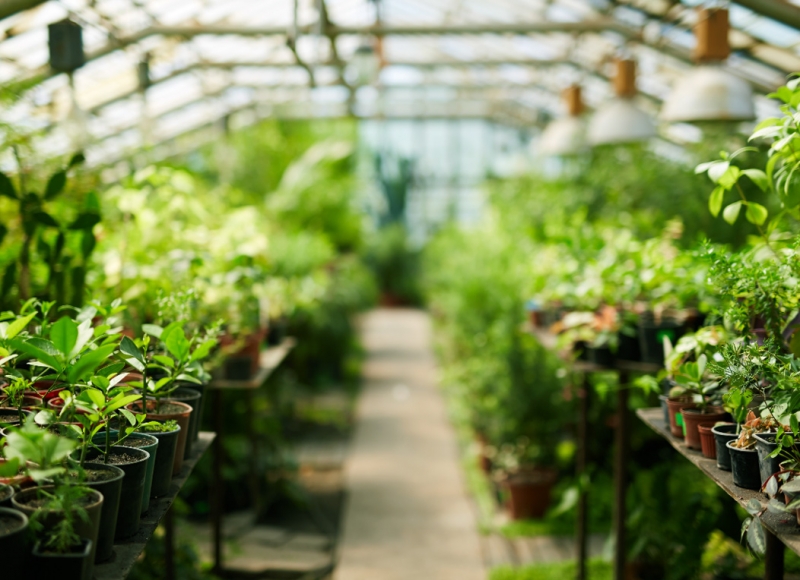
<box><xmin>668</xmin><ymin>355</ymin><xmax>728</xmax><ymax>450</ymax></box>
<box><xmin>712</xmin><ymin>387</ymin><xmax>751</xmax><ymax>471</ymax></box>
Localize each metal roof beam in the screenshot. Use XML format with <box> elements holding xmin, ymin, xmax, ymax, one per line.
<box><xmin>733</xmin><ymin>0</ymin><xmax>800</xmax><ymax>32</ymax></box>
<box><xmin>0</xmin><ymin>0</ymin><xmax>46</xmax><ymax>21</ymax></box>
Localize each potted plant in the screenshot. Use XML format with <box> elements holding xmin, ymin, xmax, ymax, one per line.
<box><xmin>492</xmin><ymin>438</ymin><xmax>558</xmax><ymax>520</ymax></box>
<box><xmin>667</xmin><ymin>355</ymin><xmax>728</xmax><ymax>450</ymax></box>
<box><xmin>135</xmin><ymin>420</ymin><xmax>180</xmax><ymax>498</ymax></box>
<box><xmin>0</xmin><ymin>506</ymin><xmax>29</xmax><ymax>577</ymax></box>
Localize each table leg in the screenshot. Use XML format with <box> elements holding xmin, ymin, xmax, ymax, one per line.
<box><xmin>576</xmin><ymin>373</ymin><xmax>590</xmax><ymax>580</ymax></box>
<box><xmin>613</xmin><ymin>372</ymin><xmax>630</xmax><ymax>580</ymax></box>
<box><xmin>765</xmin><ymin>528</ymin><xmax>785</xmax><ymax>580</ymax></box>
<box><xmin>211</xmin><ymin>389</ymin><xmax>224</xmax><ymax>574</ymax></box>
<box><xmin>164</xmin><ymin>506</ymin><xmax>175</xmax><ymax>580</ymax></box>
<box><xmin>245</xmin><ymin>389</ymin><xmax>259</xmax><ymax>515</ymax></box>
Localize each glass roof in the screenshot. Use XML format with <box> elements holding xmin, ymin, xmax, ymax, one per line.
<box><xmin>1</xmin><ymin>0</ymin><xmax>799</xmax><ymax>166</ymax></box>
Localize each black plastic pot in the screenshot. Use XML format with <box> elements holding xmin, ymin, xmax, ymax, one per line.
<box><xmin>638</xmin><ymin>321</ymin><xmax>681</xmax><ymax>365</ymax></box>
<box><xmin>0</xmin><ymin>507</ymin><xmax>28</xmax><ymax>577</ymax></box>
<box><xmin>90</xmin><ymin>430</ymin><xmax>158</xmax><ymax>515</ymax></box>
<box><xmin>586</xmin><ymin>346</ymin><xmax>614</xmax><ymax>367</ymax></box>
<box><xmin>754</xmin><ymin>432</ymin><xmax>782</xmax><ymax>488</ymax></box>
<box><xmin>80</xmin><ymin>462</ymin><xmax>124</xmax><ymax>562</ymax></box>
<box><xmin>727</xmin><ymin>441</ymin><xmax>761</xmax><ymax>490</ymax></box>
<box><xmin>171</xmin><ymin>387</ymin><xmax>203</xmax><ymax>454</ymax></box>
<box><xmin>85</xmin><ymin>447</ymin><xmax>149</xmax><ymax>539</ymax></box>
<box><xmin>617</xmin><ymin>331</ymin><xmax>641</xmax><ymax>362</ymax></box>
<box><xmin>712</xmin><ymin>423</ymin><xmax>738</xmax><ymax>471</ymax></box>
<box><xmin>0</xmin><ymin>482</ymin><xmax>12</xmax><ymax>507</ymax></box>
<box><xmin>32</xmin><ymin>537</ymin><xmax>93</xmax><ymax>580</ymax></box>
<box><xmin>138</xmin><ymin>424</ymin><xmax>180</xmax><ymax>497</ymax></box>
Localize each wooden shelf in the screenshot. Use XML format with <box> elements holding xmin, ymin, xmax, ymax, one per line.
<box><xmin>93</xmin><ymin>431</ymin><xmax>216</xmax><ymax>580</ymax></box>
<box><xmin>208</xmin><ymin>338</ymin><xmax>296</xmax><ymax>390</ymax></box>
<box><xmin>637</xmin><ymin>408</ymin><xmax>800</xmax><ymax>557</ymax></box>
<box><xmin>529</xmin><ymin>327</ymin><xmax>662</xmax><ymax>374</ymax></box>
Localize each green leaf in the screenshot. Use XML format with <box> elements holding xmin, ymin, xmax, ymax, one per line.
<box><xmin>0</xmin><ymin>457</ymin><xmax>19</xmax><ymax>476</ymax></box>
<box><xmin>67</xmin><ymin>343</ymin><xmax>118</xmax><ymax>384</ymax></box>
<box><xmin>152</xmin><ymin>354</ymin><xmax>175</xmax><ymax>368</ymax></box>
<box><xmin>745</xmin><ymin>202</ymin><xmax>768</xmax><ymax>226</ymax></box>
<box><xmin>4</xmin><ymin>312</ymin><xmax>35</xmax><ymax>340</ymax></box>
<box><xmin>120</xmin><ymin>336</ymin><xmax>144</xmax><ymax>363</ymax></box>
<box><xmin>85</xmin><ymin>389</ymin><xmax>105</xmax><ymax>408</ymax></box>
<box><xmin>746</xmin><ymin>520</ymin><xmax>766</xmax><ymax>555</ymax></box>
<box><xmin>0</xmin><ymin>172</ymin><xmax>17</xmax><ymax>199</ymax></box>
<box><xmin>119</xmin><ymin>408</ymin><xmax>136</xmax><ymax>425</ymax></box>
<box><xmin>707</xmin><ymin>161</ymin><xmax>730</xmax><ymax>183</ymax></box>
<box><xmin>68</xmin><ymin>212</ymin><xmax>101</xmax><ymax>231</ymax></box>
<box><xmin>709</xmin><ymin>186</ymin><xmax>724</xmax><ymax>217</ymax></box>
<box><xmin>122</xmin><ymin>356</ymin><xmax>145</xmax><ymax>373</ymax></box>
<box><xmin>718</xmin><ymin>166</ymin><xmax>742</xmax><ymax>189</ymax></box>
<box><xmin>742</xmin><ymin>169</ymin><xmax>770</xmax><ymax>193</ymax></box>
<box><xmin>81</xmin><ymin>231</ymin><xmax>96</xmax><ymax>259</ymax></box>
<box><xmin>50</xmin><ymin>316</ymin><xmax>78</xmax><ymax>358</ymax></box>
<box><xmin>68</xmin><ymin>152</ymin><xmax>85</xmax><ymax>168</ymax></box>
<box><xmin>69</xmin><ymin>318</ymin><xmax>94</xmax><ymax>359</ymax></box>
<box><xmin>33</xmin><ymin>211</ymin><xmax>59</xmax><ymax>228</ymax></box>
<box><xmin>190</xmin><ymin>339</ymin><xmax>217</xmax><ymax>363</ymax></box>
<box><xmin>723</xmin><ymin>201</ymin><xmax>743</xmax><ymax>225</ymax></box>
<box><xmin>44</xmin><ymin>170</ymin><xmax>67</xmax><ymax>200</ymax></box>
<box><xmin>142</xmin><ymin>324</ymin><xmax>163</xmax><ymax>339</ymax></box>
<box><xmin>11</xmin><ymin>338</ymin><xmax>63</xmax><ymax>372</ymax></box>
<box><xmin>106</xmin><ymin>393</ymin><xmax>141</xmax><ymax>414</ymax></box>
<box><xmin>165</xmin><ymin>327</ymin><xmax>190</xmax><ymax>361</ymax></box>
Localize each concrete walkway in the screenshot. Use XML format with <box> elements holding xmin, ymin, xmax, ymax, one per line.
<box><xmin>335</xmin><ymin>309</ymin><xmax>485</xmax><ymax>580</ymax></box>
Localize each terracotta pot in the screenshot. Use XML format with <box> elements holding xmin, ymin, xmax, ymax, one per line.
<box><xmin>682</xmin><ymin>408</ymin><xmax>727</xmax><ymax>450</ymax></box>
<box><xmin>697</xmin><ymin>422</ymin><xmax>718</xmax><ymax>459</ymax></box>
<box><xmin>126</xmin><ymin>400</ymin><xmax>192</xmax><ymax>475</ymax></box>
<box><xmin>30</xmin><ymin>380</ymin><xmax>66</xmax><ymax>401</ymax></box>
<box><xmin>666</xmin><ymin>397</ymin><xmax>695</xmax><ymax>438</ymax></box>
<box><xmin>503</xmin><ymin>468</ymin><xmax>558</xmax><ymax>520</ymax></box>
<box><xmin>0</xmin><ymin>394</ymin><xmax>43</xmax><ymax>410</ymax></box>
<box><xmin>221</xmin><ymin>330</ymin><xmax>264</xmax><ymax>379</ymax></box>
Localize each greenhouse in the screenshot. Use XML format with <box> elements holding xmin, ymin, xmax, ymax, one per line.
<box><xmin>7</xmin><ymin>1</ymin><xmax>800</xmax><ymax>580</ymax></box>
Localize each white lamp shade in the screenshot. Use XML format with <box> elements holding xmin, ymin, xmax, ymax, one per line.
<box><xmin>661</xmin><ymin>65</ymin><xmax>754</xmax><ymax>123</ymax></box>
<box><xmin>538</xmin><ymin>116</ymin><xmax>586</xmax><ymax>156</ymax></box>
<box><xmin>588</xmin><ymin>98</ymin><xmax>656</xmax><ymax>145</ymax></box>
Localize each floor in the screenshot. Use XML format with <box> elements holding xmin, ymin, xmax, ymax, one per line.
<box><xmin>334</xmin><ymin>309</ymin><xmax>485</xmax><ymax>580</ymax></box>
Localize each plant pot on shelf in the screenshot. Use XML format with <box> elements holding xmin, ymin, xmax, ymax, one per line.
<box><xmin>32</xmin><ymin>537</ymin><xmax>93</xmax><ymax>580</ymax></box>
<box><xmin>0</xmin><ymin>406</ymin><xmax>23</xmax><ymax>425</ymax></box>
<box><xmin>170</xmin><ymin>387</ymin><xmax>203</xmax><ymax>455</ymax></box>
<box><xmin>712</xmin><ymin>423</ymin><xmax>739</xmax><ymax>471</ymax></box>
<box><xmin>221</xmin><ymin>330</ymin><xmax>264</xmax><ymax>380</ymax></box>
<box><xmin>0</xmin><ymin>395</ymin><xmax>43</xmax><ymax>410</ymax></box>
<box><xmin>682</xmin><ymin>408</ymin><xmax>728</xmax><ymax>450</ymax></box>
<box><xmin>502</xmin><ymin>468</ymin><xmax>558</xmax><ymax>520</ymax></box>
<box><xmin>0</xmin><ymin>482</ymin><xmax>13</xmax><ymax>507</ymax></box>
<box><xmin>586</xmin><ymin>345</ymin><xmax>614</xmax><ymax>367</ymax></box>
<box><xmin>697</xmin><ymin>423</ymin><xmax>718</xmax><ymax>459</ymax></box>
<box><xmin>754</xmin><ymin>432</ymin><xmax>786</xmax><ymax>488</ymax></box>
<box><xmin>726</xmin><ymin>441</ymin><xmax>761</xmax><ymax>490</ymax></box>
<box><xmin>90</xmin><ymin>431</ymin><xmax>158</xmax><ymax>516</ymax></box>
<box><xmin>83</xmin><ymin>446</ymin><xmax>149</xmax><ymax>540</ymax></box>
<box><xmin>658</xmin><ymin>395</ymin><xmax>670</xmax><ymax>426</ymax></box>
<box><xmin>12</xmin><ymin>486</ymin><xmax>103</xmax><ymax>565</ymax></box>
<box><xmin>136</xmin><ymin>424</ymin><xmax>180</xmax><ymax>498</ymax></box>
<box><xmin>616</xmin><ymin>330</ymin><xmax>641</xmax><ymax>362</ymax></box>
<box><xmin>127</xmin><ymin>399</ymin><xmax>192</xmax><ymax>475</ymax></box>
<box><xmin>638</xmin><ymin>320</ymin><xmax>681</xmax><ymax>365</ymax></box>
<box><xmin>77</xmin><ymin>462</ymin><xmax>124</xmax><ymax>563</ymax></box>
<box><xmin>666</xmin><ymin>398</ymin><xmax>695</xmax><ymax>439</ymax></box>
<box><xmin>0</xmin><ymin>507</ymin><xmax>28</xmax><ymax>577</ymax></box>
<box><xmin>30</xmin><ymin>379</ymin><xmax>66</xmax><ymax>401</ymax></box>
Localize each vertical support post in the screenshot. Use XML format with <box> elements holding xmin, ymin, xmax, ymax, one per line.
<box><xmin>211</xmin><ymin>389</ymin><xmax>224</xmax><ymax>574</ymax></box>
<box><xmin>764</xmin><ymin>528</ymin><xmax>785</xmax><ymax>580</ymax></box>
<box><xmin>164</xmin><ymin>506</ymin><xmax>175</xmax><ymax>580</ymax></box>
<box><xmin>245</xmin><ymin>389</ymin><xmax>259</xmax><ymax>515</ymax></box>
<box><xmin>613</xmin><ymin>371</ymin><xmax>630</xmax><ymax>580</ymax></box>
<box><xmin>576</xmin><ymin>372</ymin><xmax>590</xmax><ymax>580</ymax></box>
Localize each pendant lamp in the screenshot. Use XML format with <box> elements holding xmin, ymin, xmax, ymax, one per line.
<box><xmin>588</xmin><ymin>59</ymin><xmax>655</xmax><ymax>145</ymax></box>
<box><xmin>539</xmin><ymin>85</ymin><xmax>586</xmax><ymax>156</ymax></box>
<box><xmin>661</xmin><ymin>8</ymin><xmax>754</xmax><ymax>122</ymax></box>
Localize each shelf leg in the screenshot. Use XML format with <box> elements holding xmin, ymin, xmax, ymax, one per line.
<box><xmin>165</xmin><ymin>506</ymin><xmax>175</xmax><ymax>580</ymax></box>
<box><xmin>246</xmin><ymin>389</ymin><xmax>258</xmax><ymax>516</ymax></box>
<box><xmin>613</xmin><ymin>372</ymin><xmax>630</xmax><ymax>580</ymax></box>
<box><xmin>211</xmin><ymin>389</ymin><xmax>224</xmax><ymax>574</ymax></box>
<box><xmin>576</xmin><ymin>373</ymin><xmax>590</xmax><ymax>580</ymax></box>
<box><xmin>764</xmin><ymin>528</ymin><xmax>784</xmax><ymax>580</ymax></box>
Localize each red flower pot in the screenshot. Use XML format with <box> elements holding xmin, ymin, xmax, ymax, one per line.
<box><xmin>666</xmin><ymin>397</ymin><xmax>695</xmax><ymax>438</ymax></box>
<box><xmin>682</xmin><ymin>408</ymin><xmax>728</xmax><ymax>450</ymax></box>
<box><xmin>503</xmin><ymin>468</ymin><xmax>558</xmax><ymax>520</ymax></box>
<box><xmin>698</xmin><ymin>422</ymin><xmax>718</xmax><ymax>459</ymax></box>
